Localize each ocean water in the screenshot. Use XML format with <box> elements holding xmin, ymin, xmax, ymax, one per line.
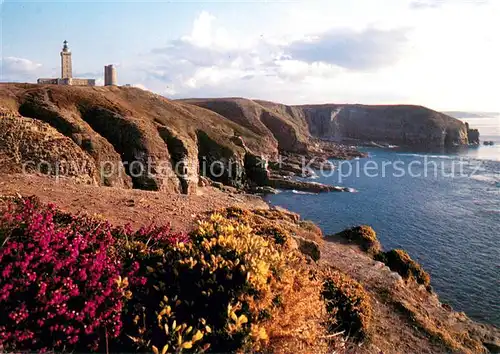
<box><xmin>265</xmin><ymin>116</ymin><xmax>500</xmax><ymax>327</ymax></box>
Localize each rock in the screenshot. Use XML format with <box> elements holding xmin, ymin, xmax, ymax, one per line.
<box><xmin>483</xmin><ymin>341</ymin><xmax>500</xmax><ymax>353</ymax></box>
<box><xmin>292</xmin><ymin>235</ymin><xmax>321</xmax><ymax>261</ymax></box>
<box><xmin>244</xmin><ymin>152</ymin><xmax>270</xmax><ymax>186</ymax></box>
<box><xmin>331</xmin><ymin>225</ymin><xmax>382</xmax><ymax>256</ymax></box>
<box><xmin>251</xmin><ymin>186</ymin><xmax>279</xmax><ymax>194</ymax></box>
<box><xmin>465</xmin><ymin>122</ymin><xmax>480</xmax><ymax>145</ymax></box>
<box><xmin>442</xmin><ymin>303</ymin><xmax>452</xmax><ymax>311</ymax></box>
<box><xmin>268</xmin><ymin>178</ymin><xmax>348</xmax><ymax>193</ymax></box>
<box><xmin>211</xmin><ymin>181</ymin><xmax>224</xmax><ymax>190</ymax></box>
<box><xmin>389</xmin><ymin>272</ymin><xmax>404</xmax><ymax>284</ymax></box>
<box><xmin>0</xmin><ymin>116</ymin><xmax>99</xmax><ymax>185</ymax></box>
<box><xmin>303</xmin><ymin>105</ymin><xmax>469</xmax><ymax>147</ymax></box>
<box><xmin>198</xmin><ymin>176</ymin><xmax>211</xmax><ymax>187</ymax></box>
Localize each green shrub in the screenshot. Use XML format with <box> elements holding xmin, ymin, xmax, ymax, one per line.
<box><xmin>375</xmin><ymin>249</ymin><xmax>431</xmax><ymax>290</ymax></box>
<box><xmin>0</xmin><ymin>199</ymin><xmax>329</xmax><ymax>353</ymax></box>
<box><xmin>299</xmin><ymin>220</ymin><xmax>322</xmax><ymax>235</ymax></box>
<box><xmin>220</xmin><ymin>207</ymin><xmax>291</xmax><ymax>246</ymax></box>
<box><xmin>121</xmin><ymin>213</ymin><xmax>299</xmax><ymax>353</ymax></box>
<box><xmin>321</xmin><ymin>270</ymin><xmax>372</xmax><ymax>341</ymax></box>
<box><xmin>334</xmin><ymin>225</ymin><xmax>381</xmax><ymax>255</ymax></box>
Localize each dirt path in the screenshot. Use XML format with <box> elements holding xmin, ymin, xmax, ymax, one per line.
<box><xmin>0</xmin><ymin>173</ymin><xmax>268</xmax><ymax>232</ymax></box>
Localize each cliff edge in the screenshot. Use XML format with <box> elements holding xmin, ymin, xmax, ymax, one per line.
<box><xmin>186</xmin><ymin>98</ymin><xmax>470</xmax><ymax>148</ymax></box>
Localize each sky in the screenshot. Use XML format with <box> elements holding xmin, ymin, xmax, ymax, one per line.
<box><xmin>1</xmin><ymin>0</ymin><xmax>499</xmax><ymax>111</ymax></box>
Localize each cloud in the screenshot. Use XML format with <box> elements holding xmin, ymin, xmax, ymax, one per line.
<box><xmin>284</xmin><ymin>27</ymin><xmax>408</xmax><ymax>70</ymax></box>
<box><xmin>409</xmin><ymin>0</ymin><xmax>488</xmax><ymax>9</ymax></box>
<box><xmin>144</xmin><ymin>11</ymin><xmax>356</xmax><ymax>97</ymax></box>
<box><xmin>131</xmin><ymin>11</ymin><xmax>412</xmax><ymax>106</ymax></box>
<box><xmin>132</xmin><ymin>83</ymin><xmax>149</xmax><ymax>91</ymax></box>
<box><xmin>73</xmin><ymin>71</ymin><xmax>102</xmax><ymax>78</ymax></box>
<box><xmin>1</xmin><ymin>57</ymin><xmax>42</xmax><ymax>81</ymax></box>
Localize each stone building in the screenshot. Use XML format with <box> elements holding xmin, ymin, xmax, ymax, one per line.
<box><xmin>37</xmin><ymin>41</ymin><xmax>96</xmax><ymax>86</ymax></box>
<box><xmin>60</xmin><ymin>40</ymin><xmax>72</xmax><ymax>79</ymax></box>
<box><xmin>104</xmin><ymin>65</ymin><xmax>117</xmax><ymax>86</ymax></box>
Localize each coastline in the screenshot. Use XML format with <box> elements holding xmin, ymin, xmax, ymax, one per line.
<box><xmin>1</xmin><ymin>170</ymin><xmax>499</xmax><ymax>353</ymax></box>
<box><xmin>1</xmin><ymin>84</ymin><xmax>498</xmax><ymax>352</ymax></box>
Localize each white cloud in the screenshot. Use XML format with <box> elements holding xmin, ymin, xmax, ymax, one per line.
<box><xmin>1</xmin><ymin>57</ymin><xmax>42</xmax><ymax>81</ymax></box>
<box><xmin>132</xmin><ymin>83</ymin><xmax>149</xmax><ymax>91</ymax></box>
<box><xmin>143</xmin><ymin>11</ymin><xmax>383</xmax><ymax>100</ymax></box>
<box><xmin>409</xmin><ymin>0</ymin><xmax>489</xmax><ymax>10</ymax></box>
<box><xmin>125</xmin><ymin>2</ymin><xmax>500</xmax><ymax>111</ymax></box>
<box><xmin>285</xmin><ymin>27</ymin><xmax>409</xmax><ymax>70</ymax></box>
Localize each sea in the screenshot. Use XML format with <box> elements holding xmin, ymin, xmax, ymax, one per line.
<box><xmin>265</xmin><ymin>115</ymin><xmax>500</xmax><ymax>327</ymax></box>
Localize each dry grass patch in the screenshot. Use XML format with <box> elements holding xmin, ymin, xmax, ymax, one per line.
<box><xmin>393</xmin><ymin>299</ymin><xmax>484</xmax><ymax>354</ymax></box>
<box><xmin>333</xmin><ymin>225</ymin><xmax>381</xmax><ymax>255</ymax></box>
<box><xmin>375</xmin><ymin>249</ymin><xmax>431</xmax><ymax>290</ymax></box>
<box><xmin>321</xmin><ymin>269</ymin><xmax>373</xmax><ymax>342</ymax></box>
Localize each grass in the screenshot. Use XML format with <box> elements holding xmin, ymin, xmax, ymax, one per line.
<box><xmin>333</xmin><ymin>225</ymin><xmax>381</xmax><ymax>255</ymax></box>
<box><xmin>321</xmin><ymin>269</ymin><xmax>372</xmax><ymax>342</ymax></box>
<box><xmin>375</xmin><ymin>249</ymin><xmax>431</xmax><ymax>290</ymax></box>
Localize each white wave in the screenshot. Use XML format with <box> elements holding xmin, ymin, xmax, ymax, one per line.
<box><xmin>469</xmin><ymin>175</ymin><xmax>499</xmax><ymax>184</ymax></box>
<box><xmin>483</xmin><ymin>209</ymin><xmax>500</xmax><ymax>215</ymax></box>
<box><xmin>291</xmin><ymin>190</ymin><xmax>316</xmax><ymax>195</ymax></box>
<box><xmin>399</xmin><ymin>153</ymin><xmax>454</xmax><ymax>159</ymax></box>
<box><xmin>346</xmin><ymin>187</ymin><xmax>358</xmax><ymax>193</ymax></box>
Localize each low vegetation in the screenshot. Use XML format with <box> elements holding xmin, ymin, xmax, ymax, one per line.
<box><xmin>0</xmin><ymin>197</ymin><xmax>332</xmax><ymax>353</ymax></box>
<box><xmin>334</xmin><ymin>225</ymin><xmax>432</xmax><ymax>291</ymax></box>
<box><xmin>2</xmin><ymin>197</ymin><xmax>492</xmax><ymax>353</ymax></box>
<box><xmin>334</xmin><ymin>225</ymin><xmax>381</xmax><ymax>255</ymax></box>
<box><xmin>375</xmin><ymin>249</ymin><xmax>431</xmax><ymax>290</ymax></box>
<box><xmin>392</xmin><ymin>299</ymin><xmax>484</xmax><ymax>353</ymax></box>
<box><xmin>322</xmin><ymin>269</ymin><xmax>372</xmax><ymax>342</ymax></box>
<box><xmin>220</xmin><ymin>206</ymin><xmax>322</xmax><ymax>260</ymax></box>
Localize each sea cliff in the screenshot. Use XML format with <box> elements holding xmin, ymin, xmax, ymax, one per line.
<box><xmin>0</xmin><ymin>83</ymin><xmax>497</xmax><ymax>353</ymax></box>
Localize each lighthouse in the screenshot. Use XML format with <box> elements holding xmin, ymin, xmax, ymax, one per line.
<box><xmin>60</xmin><ymin>40</ymin><xmax>72</xmax><ymax>79</ymax></box>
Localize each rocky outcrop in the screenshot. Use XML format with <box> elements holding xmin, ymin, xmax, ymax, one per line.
<box><xmin>17</xmin><ymin>90</ymin><xmax>131</xmax><ymax>188</ymax></box>
<box><xmin>196</xmin><ymin>130</ymin><xmax>245</xmax><ymax>188</ymax></box>
<box><xmin>268</xmin><ymin>178</ymin><xmax>351</xmax><ymax>193</ymax></box>
<box><xmin>244</xmin><ymin>152</ymin><xmax>270</xmax><ymax>186</ymax></box>
<box><xmin>292</xmin><ymin>235</ymin><xmax>321</xmax><ymax>261</ymax></box>
<box><xmin>0</xmin><ymin>84</ymin><xmax>266</xmax><ymax>194</ymax></box>
<box><xmin>465</xmin><ymin>122</ymin><xmax>480</xmax><ymax>145</ymax></box>
<box><xmin>186</xmin><ymin>99</ymin><xmax>472</xmax><ymax>149</ymax></box>
<box><xmin>0</xmin><ymin>84</ymin><xmax>475</xmax><ymax>195</ymax></box>
<box><xmin>0</xmin><ymin>115</ymin><xmax>98</xmax><ymax>184</ymax></box>
<box><xmin>301</xmin><ymin>104</ymin><xmax>469</xmax><ymax>147</ymax></box>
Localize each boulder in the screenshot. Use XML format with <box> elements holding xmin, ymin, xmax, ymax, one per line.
<box><xmin>292</xmin><ymin>235</ymin><xmax>321</xmax><ymax>261</ymax></box>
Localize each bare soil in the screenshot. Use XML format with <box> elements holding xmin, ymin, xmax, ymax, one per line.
<box><xmin>0</xmin><ymin>173</ymin><xmax>268</xmax><ymax>232</ymax></box>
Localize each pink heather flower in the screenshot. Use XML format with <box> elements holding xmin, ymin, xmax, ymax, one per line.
<box><xmin>0</xmin><ymin>197</ymin><xmax>187</xmax><ymax>352</ymax></box>
<box><xmin>0</xmin><ymin>198</ymin><xmax>128</xmax><ymax>352</ymax></box>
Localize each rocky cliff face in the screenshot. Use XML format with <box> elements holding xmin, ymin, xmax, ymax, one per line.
<box><xmin>300</xmin><ymin>104</ymin><xmax>469</xmax><ymax>147</ymax></box>
<box><xmin>0</xmin><ymin>84</ymin><xmax>272</xmax><ymax>193</ymax></box>
<box><xmin>0</xmin><ymin>84</ymin><xmax>472</xmax><ymax>195</ymax></box>
<box><xmin>188</xmin><ymin>99</ymin><xmax>470</xmax><ymax>148</ymax></box>
<box><xmin>465</xmin><ymin>122</ymin><xmax>480</xmax><ymax>145</ymax></box>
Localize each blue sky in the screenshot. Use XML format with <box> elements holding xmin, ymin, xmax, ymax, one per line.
<box><xmin>1</xmin><ymin>0</ymin><xmax>499</xmax><ymax>111</ymax></box>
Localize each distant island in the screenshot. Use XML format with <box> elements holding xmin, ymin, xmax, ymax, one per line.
<box><xmin>444</xmin><ymin>111</ymin><xmax>500</xmax><ymax>118</ymax></box>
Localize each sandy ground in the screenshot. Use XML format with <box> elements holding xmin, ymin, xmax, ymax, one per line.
<box><xmin>0</xmin><ymin>173</ymin><xmax>268</xmax><ymax>232</ymax></box>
